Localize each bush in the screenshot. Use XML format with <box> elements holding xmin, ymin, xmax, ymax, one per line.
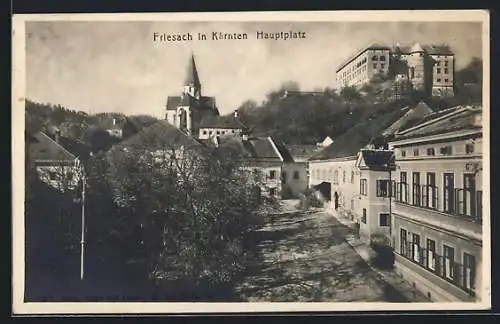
<box><xmin>369</xmin><ymin>233</ymin><xmax>394</xmax><ymax>270</ymax></box>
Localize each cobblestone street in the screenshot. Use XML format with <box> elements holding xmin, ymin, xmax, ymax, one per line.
<box><xmin>236</xmin><ymin>201</ymin><xmax>428</xmax><ymax>302</ymax></box>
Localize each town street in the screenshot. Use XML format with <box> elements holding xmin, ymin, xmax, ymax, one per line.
<box><xmin>236</xmin><ymin>201</ymin><xmax>427</xmax><ymax>302</ymax></box>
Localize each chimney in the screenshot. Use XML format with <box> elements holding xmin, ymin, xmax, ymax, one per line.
<box><xmin>234</xmin><ymin>110</ymin><xmax>238</xmax><ymax>118</ymax></box>
<box><xmin>54</xmin><ymin>129</ymin><xmax>61</xmax><ymax>143</ymax></box>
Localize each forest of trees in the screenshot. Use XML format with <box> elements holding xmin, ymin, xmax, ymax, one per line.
<box><xmin>236</xmin><ymin>57</ymin><xmax>483</xmax><ymax>145</ymax></box>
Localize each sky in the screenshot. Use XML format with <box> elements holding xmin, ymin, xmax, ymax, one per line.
<box><xmin>26</xmin><ymin>20</ymin><xmax>483</xmax><ymax>118</ymax></box>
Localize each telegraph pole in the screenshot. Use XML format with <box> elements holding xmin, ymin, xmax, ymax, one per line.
<box><xmin>80</xmin><ymin>172</ymin><xmax>86</xmax><ymax>280</ymax></box>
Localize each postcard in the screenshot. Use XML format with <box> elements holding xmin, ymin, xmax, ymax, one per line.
<box><xmin>12</xmin><ymin>10</ymin><xmax>490</xmax><ymax>315</ymax></box>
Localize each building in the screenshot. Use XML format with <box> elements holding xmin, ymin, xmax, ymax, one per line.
<box><xmin>213</xmin><ymin>135</ymin><xmax>291</xmax><ymax>200</ymax></box>
<box><xmin>165</xmin><ymin>54</ymin><xmax>220</xmax><ymax>136</ymax></box>
<box><xmin>336</xmin><ymin>44</ymin><xmax>392</xmax><ymax>88</ymax></box>
<box><xmin>197</xmin><ymin>111</ymin><xmax>247</xmax><ymax>139</ymax></box>
<box><xmin>308</xmin><ymin>101</ymin><xmax>435</xmax><ymax>241</ymax></box>
<box><xmin>336</xmin><ymin>42</ymin><xmax>455</xmax><ymax>97</ymax></box>
<box><xmin>26</xmin><ymin>130</ymin><xmax>89</xmax><ymax>192</ymax></box>
<box><xmin>389</xmin><ymin>105</ymin><xmax>483</xmax><ymax>302</ymax></box>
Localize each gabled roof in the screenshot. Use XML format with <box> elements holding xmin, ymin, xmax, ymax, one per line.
<box><xmin>28</xmin><ymin>132</ymin><xmax>77</xmax><ymax>162</ymax></box>
<box><xmin>215</xmin><ymin>136</ymin><xmax>284</xmax><ymax>162</ymax></box>
<box><xmin>56</xmin><ymin>136</ymin><xmax>93</xmax><ymax>161</ymax></box>
<box><xmin>198</xmin><ymin>114</ymin><xmax>247</xmax><ymax>129</ymax></box>
<box><xmin>273</xmin><ymin>143</ymin><xmax>295</xmax><ymax>163</ymax></box>
<box><xmin>310</xmin><ymin>106</ymin><xmax>409</xmax><ymax>161</ymax></box>
<box><xmin>285</xmin><ymin>144</ymin><xmax>322</xmax><ymax>161</ymax></box>
<box><xmin>356</xmin><ymin>149</ymin><xmax>395</xmax><ymax>171</ymax></box>
<box><xmin>109</xmin><ymin>120</ymin><xmax>204</xmax><ymax>155</ymax></box>
<box><xmin>184</xmin><ymin>54</ymin><xmax>201</xmax><ymax>88</ymax></box>
<box><xmin>394</xmin><ymin>106</ymin><xmax>482</xmax><ymax>140</ymax></box>
<box><xmin>166</xmin><ymin>95</ymin><xmax>218</xmax><ymax>113</ymax></box>
<box><xmin>382</xmin><ymin>100</ymin><xmax>434</xmax><ymax>136</ymax></box>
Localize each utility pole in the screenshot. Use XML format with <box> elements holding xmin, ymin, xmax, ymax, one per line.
<box><xmin>80</xmin><ymin>172</ymin><xmax>86</xmax><ymax>280</ymax></box>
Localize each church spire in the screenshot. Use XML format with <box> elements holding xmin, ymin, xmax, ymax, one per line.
<box><xmin>184</xmin><ymin>53</ymin><xmax>201</xmax><ymax>89</ymax></box>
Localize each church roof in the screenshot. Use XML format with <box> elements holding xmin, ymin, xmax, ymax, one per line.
<box><xmin>166</xmin><ymin>95</ymin><xmax>219</xmax><ymax>113</ymax></box>
<box><xmin>184</xmin><ymin>54</ymin><xmax>201</xmax><ymax>88</ymax></box>
<box><xmin>409</xmin><ymin>42</ymin><xmax>425</xmax><ymax>53</ymax></box>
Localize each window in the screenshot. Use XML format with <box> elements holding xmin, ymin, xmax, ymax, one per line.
<box><xmin>463</xmin><ymin>174</ymin><xmax>476</xmax><ymax>217</ymax></box>
<box><xmin>333</xmin><ymin>170</ymin><xmax>339</xmax><ymax>184</ymax></box>
<box><xmin>293</xmin><ymin>171</ymin><xmax>299</xmax><ymax>180</ymax></box>
<box><xmin>440</xmin><ymin>145</ymin><xmax>453</xmax><ymax>155</ymax></box>
<box><xmin>411</xmin><ymin>233</ymin><xmax>421</xmax><ymax>263</ymax></box>
<box><xmin>209</xmin><ymin>131</ymin><xmax>213</xmax><ymax>135</ymax></box>
<box><xmin>351</xmin><ymin>171</ymin><xmax>355</xmax><ymax>184</ymax></box>
<box><xmin>373</xmin><ymin>63</ymin><xmax>377</xmax><ymax>69</ymax></box>
<box><xmin>269</xmin><ymin>188</ymin><xmax>277</xmax><ymax>197</ymax></box>
<box><xmin>379</xmin><ymin>213</ymin><xmax>390</xmax><ymax>226</ymax></box>
<box><xmin>360</xmin><ymin>179</ymin><xmax>368</xmax><ymax>196</ymax></box>
<box><xmin>437</xmin><ymin>68</ymin><xmax>441</xmax><ymax>73</ymax></box>
<box><xmin>437</xmin><ymin>78</ymin><xmax>441</xmax><ymax>82</ymax></box>
<box><xmin>232</xmin><ymin>130</ymin><xmax>235</xmax><ymax>134</ymax></box>
<box><xmin>445</xmin><ymin>61</ymin><xmax>449</xmax><ymax>67</ymax></box>
<box><xmin>380</xmin><ymin>56</ymin><xmax>386</xmax><ymax>61</ymax></box>
<box><xmin>381</xmin><ymin>64</ymin><xmax>385</xmax><ymax>69</ymax></box>
<box><xmin>376</xmin><ymin>180</ymin><xmax>391</xmax><ymax>197</ymax></box>
<box><xmin>466</xmin><ymin>143</ymin><xmax>475</xmax><ymax>154</ymax></box>
<box><xmin>425</xmin><ymin>172</ymin><xmax>437</xmax><ymax>209</ymax></box>
<box><xmin>436</xmin><ymin>61</ymin><xmax>441</xmax><ymax>66</ymax></box>
<box><xmin>269</xmin><ymin>170</ymin><xmax>276</xmax><ymax>180</ymax></box>
<box><xmin>463</xmin><ymin>253</ymin><xmax>476</xmax><ymax>292</ymax></box>
<box><xmin>203</xmin><ymin>130</ymin><xmax>208</xmax><ymax>135</ymax></box>
<box><xmin>444</xmin><ymin>68</ymin><xmax>449</xmax><ymax>74</ymax></box>
<box><xmin>426</xmin><ymin>239</ymin><xmax>436</xmax><ymax>271</ymax></box>
<box><xmin>216</xmin><ymin>131</ymin><xmax>220</xmax><ymax>135</ymax></box>
<box><xmin>372</xmin><ymin>55</ymin><xmax>378</xmax><ymax>61</ymax></box>
<box><xmin>399</xmin><ymin>172</ymin><xmax>408</xmax><ymax>203</ymax></box>
<box><xmin>343</xmin><ymin>170</ymin><xmax>346</xmax><ymax>183</ymax></box>
<box><xmin>413</xmin><ymin>148</ymin><xmax>419</xmax><ymax>156</ymax></box>
<box><xmin>400</xmin><ymin>229</ymin><xmax>408</xmax><ymax>256</ymax></box>
<box><xmin>443</xmin><ymin>245</ymin><xmax>455</xmax><ymax>280</ymax></box>
<box><xmin>401</xmin><ymin>150</ymin><xmax>406</xmax><ymax>157</ymax></box>
<box><xmin>443</xmin><ymin>173</ymin><xmax>455</xmax><ymax>213</ymax></box>
<box><xmin>444</xmin><ymin>78</ymin><xmax>449</xmax><ymax>82</ymax></box>
<box><xmin>426</xmin><ymin>148</ymin><xmax>435</xmax><ymax>156</ymax></box>
<box><xmin>412</xmin><ymin>172</ymin><xmax>421</xmax><ymax>206</ymax></box>
<box><xmin>361</xmin><ymin>208</ymin><xmax>367</xmax><ymax>223</ymax></box>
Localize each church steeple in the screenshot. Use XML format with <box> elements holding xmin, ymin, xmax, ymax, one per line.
<box><xmin>183</xmin><ymin>53</ymin><xmax>201</xmax><ymax>99</ymax></box>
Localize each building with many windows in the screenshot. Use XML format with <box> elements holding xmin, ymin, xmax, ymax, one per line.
<box><xmin>336</xmin><ymin>42</ymin><xmax>455</xmax><ymax>97</ymax></box>
<box><xmin>389</xmin><ymin>105</ymin><xmax>483</xmax><ymax>302</ymax></box>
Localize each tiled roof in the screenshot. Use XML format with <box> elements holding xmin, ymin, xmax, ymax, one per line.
<box><xmin>382</xmin><ymin>101</ymin><xmax>434</xmax><ymax>136</ymax></box>
<box><xmin>198</xmin><ymin>114</ymin><xmax>247</xmax><ymax>129</ymax></box>
<box><xmin>109</xmin><ymin>120</ymin><xmax>203</xmax><ymax>154</ymax></box>
<box><xmin>395</xmin><ymin>107</ymin><xmax>482</xmax><ymax>140</ymax></box>
<box><xmin>274</xmin><ymin>143</ymin><xmax>295</xmax><ymax>163</ymax></box>
<box><xmin>216</xmin><ymin>136</ymin><xmax>283</xmax><ymax>161</ymax></box>
<box><xmin>395</xmin><ymin>44</ymin><xmax>454</xmax><ymax>56</ymax></box>
<box><xmin>28</xmin><ymin>132</ymin><xmax>77</xmax><ymax>162</ymax></box>
<box><xmin>310</xmin><ymin>106</ymin><xmax>409</xmax><ymax>161</ymax></box>
<box><xmin>359</xmin><ymin>149</ymin><xmax>395</xmax><ymax>171</ymax></box>
<box><xmin>285</xmin><ymin>144</ymin><xmax>321</xmax><ymax>161</ymax></box>
<box><xmin>166</xmin><ymin>95</ymin><xmax>218</xmax><ymax>112</ymax></box>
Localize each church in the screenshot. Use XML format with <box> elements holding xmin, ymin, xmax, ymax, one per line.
<box><xmin>165</xmin><ymin>54</ymin><xmax>246</xmax><ymax>138</ymax></box>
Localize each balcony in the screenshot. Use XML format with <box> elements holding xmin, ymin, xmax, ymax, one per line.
<box><xmin>397</xmin><ymin>245</ymin><xmax>477</xmax><ymax>299</ymax></box>
<box><xmin>393</xmin><ymin>183</ymin><xmax>482</xmax><ymax>241</ymax></box>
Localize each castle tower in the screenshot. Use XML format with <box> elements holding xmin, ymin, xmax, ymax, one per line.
<box><xmin>407</xmin><ymin>42</ymin><xmax>426</xmax><ymax>92</ymax></box>
<box><xmin>183</xmin><ymin>54</ymin><xmax>201</xmax><ymax>99</ymax></box>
